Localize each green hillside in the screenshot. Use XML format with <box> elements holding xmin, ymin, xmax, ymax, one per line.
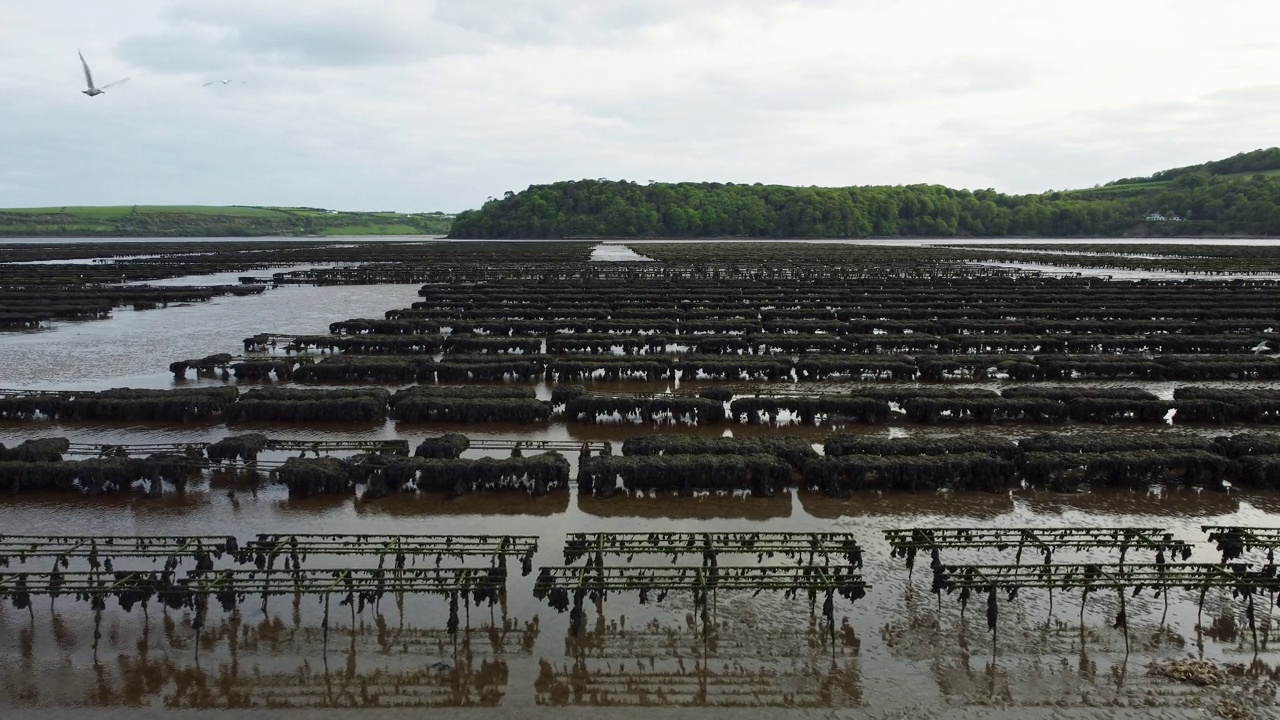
<box><xmin>448</xmin><ymin>148</ymin><xmax>1280</xmax><ymax>238</ymax></box>
<box><xmin>0</xmin><ymin>205</ymin><xmax>452</xmax><ymax>237</ymax></box>
<box><xmin>1104</xmin><ymin>148</ymin><xmax>1280</xmax><ymax>187</ymax></box>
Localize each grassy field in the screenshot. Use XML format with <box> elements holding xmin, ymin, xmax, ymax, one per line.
<box><xmin>319</xmin><ymin>224</ymin><xmax>429</xmax><ymax>236</ymax></box>
<box><xmin>1068</xmin><ymin>167</ymin><xmax>1280</xmax><ymax>198</ymax></box>
<box><xmin>0</xmin><ymin>223</ymin><xmax>117</xmax><ymax>233</ymax></box>
<box><xmin>1060</xmin><ymin>182</ymin><xmax>1169</xmax><ymax>200</ymax></box>
<box><xmin>3</xmin><ymin>205</ymin><xmax>292</xmax><ymax>218</ymax></box>
<box><xmin>0</xmin><ymin>205</ymin><xmax>453</xmax><ymax>237</ymax></box>
<box><xmin>1219</xmin><ymin>168</ymin><xmax>1280</xmax><ymax>179</ymax></box>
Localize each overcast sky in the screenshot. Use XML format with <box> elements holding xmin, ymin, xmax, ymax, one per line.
<box><xmin>1</xmin><ymin>0</ymin><xmax>1276</xmax><ymax>212</ymax></box>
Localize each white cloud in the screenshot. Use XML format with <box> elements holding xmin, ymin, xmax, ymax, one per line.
<box><xmin>119</xmin><ymin>2</ymin><xmax>476</xmax><ymax>70</ymax></box>
<box><xmin>0</xmin><ymin>0</ymin><xmax>1276</xmax><ymax>212</ymax></box>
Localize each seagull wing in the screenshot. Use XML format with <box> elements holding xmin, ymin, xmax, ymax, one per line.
<box><xmin>202</xmin><ymin>80</ymin><xmax>217</xmax><ymax>86</ymax></box>
<box><xmin>100</xmin><ymin>77</ymin><xmax>130</xmax><ymax>90</ymax></box>
<box><xmin>79</xmin><ymin>51</ymin><xmax>96</xmax><ymax>90</ymax></box>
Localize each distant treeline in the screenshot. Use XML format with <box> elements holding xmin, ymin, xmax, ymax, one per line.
<box><xmin>0</xmin><ymin>206</ymin><xmax>453</xmax><ymax>238</ymax></box>
<box><xmin>448</xmin><ymin>148</ymin><xmax>1280</xmax><ymax>238</ymax></box>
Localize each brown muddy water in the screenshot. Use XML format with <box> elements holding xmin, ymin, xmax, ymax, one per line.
<box><xmin>1</xmin><ymin>247</ymin><xmax>1279</xmax><ymax>719</ymax></box>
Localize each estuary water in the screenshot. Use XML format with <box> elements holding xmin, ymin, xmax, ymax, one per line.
<box><xmin>0</xmin><ymin>239</ymin><xmax>1278</xmax><ymax>718</ymax></box>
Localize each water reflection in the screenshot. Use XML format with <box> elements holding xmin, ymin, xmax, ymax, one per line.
<box><xmin>801</xmin><ymin>490</ymin><xmax>1016</xmax><ymax>520</ymax></box>
<box><xmin>6</xmin><ymin>238</ymin><xmax>1280</xmax><ymax>716</ymax></box>
<box><xmin>354</xmin><ymin>491</ymin><xmax>571</xmax><ymax>517</ymax></box>
<box><xmin>0</xmin><ymin>613</ymin><xmax>530</xmax><ymax>708</ymax></box>
<box><xmin>578</xmin><ymin>493</ymin><xmax>791</xmax><ymax>520</ymax></box>
<box><xmin>537</xmin><ymin>611</ymin><xmax>860</xmax><ymax>707</ymax></box>
<box><xmin>1021</xmin><ymin>488</ymin><xmax>1243</xmax><ymax>517</ymax></box>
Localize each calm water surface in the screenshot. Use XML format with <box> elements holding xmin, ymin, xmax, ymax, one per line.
<box><xmin>0</xmin><ymin>282</ymin><xmax>423</xmax><ymax>390</ymax></box>
<box><xmin>0</xmin><ymin>239</ymin><xmax>1278</xmax><ymax>718</ymax></box>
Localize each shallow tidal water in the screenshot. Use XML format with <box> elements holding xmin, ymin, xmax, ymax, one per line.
<box><xmin>0</xmin><ymin>240</ymin><xmax>1278</xmax><ymax>718</ymax></box>
<box><xmin>1</xmin><ymin>482</ymin><xmax>1277</xmax><ymax>719</ymax></box>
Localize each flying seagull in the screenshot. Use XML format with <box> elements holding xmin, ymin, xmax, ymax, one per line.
<box><xmin>203</xmin><ymin>79</ymin><xmax>246</xmax><ymax>86</ymax></box>
<box><xmin>79</xmin><ymin>51</ymin><xmax>128</xmax><ymax>97</ymax></box>
<box><xmin>1251</xmin><ymin>341</ymin><xmax>1272</xmax><ymax>355</ymax></box>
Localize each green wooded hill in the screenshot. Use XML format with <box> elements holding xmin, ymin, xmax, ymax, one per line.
<box><xmin>0</xmin><ymin>206</ymin><xmax>452</xmax><ymax>238</ymax></box>
<box><xmin>448</xmin><ymin>148</ymin><xmax>1280</xmax><ymax>238</ymax></box>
